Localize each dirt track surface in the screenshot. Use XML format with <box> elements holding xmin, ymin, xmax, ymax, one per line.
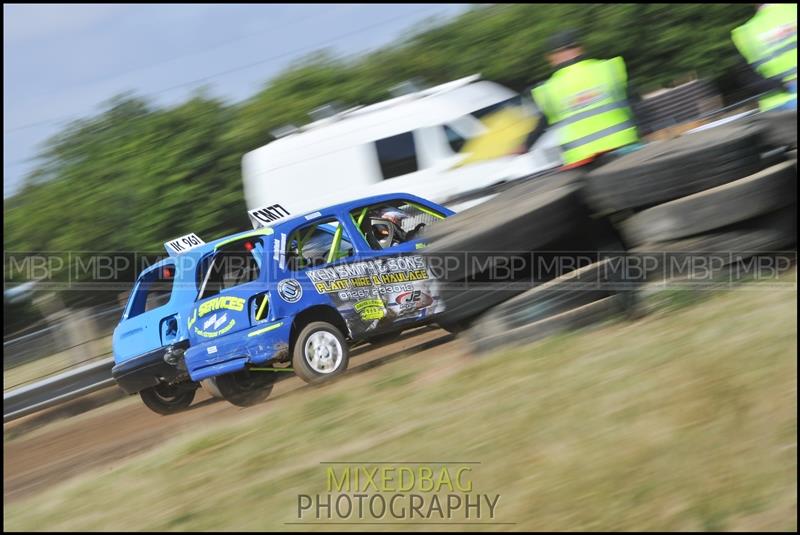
<box><xmin>3</xmin><ymin>327</ymin><xmax>462</xmax><ymax>505</ymax></box>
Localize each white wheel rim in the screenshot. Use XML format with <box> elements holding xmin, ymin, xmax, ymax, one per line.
<box><xmin>304</xmin><ymin>331</ymin><xmax>343</xmax><ymax>374</ymax></box>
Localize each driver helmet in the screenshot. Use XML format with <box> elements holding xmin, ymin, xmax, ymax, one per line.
<box><xmin>367</xmin><ymin>207</ymin><xmax>409</xmax><ymax>248</ymax></box>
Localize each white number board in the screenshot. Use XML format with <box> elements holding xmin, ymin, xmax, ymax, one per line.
<box><xmin>248</xmin><ymin>203</ymin><xmax>292</xmax><ymax>229</ymax></box>
<box><xmin>164</xmin><ymin>233</ymin><xmax>205</xmax><ymax>256</ymax></box>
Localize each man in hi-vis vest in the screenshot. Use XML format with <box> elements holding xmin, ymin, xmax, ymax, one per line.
<box><xmin>731</xmin><ymin>3</ymin><xmax>797</xmax><ymax>112</ymax></box>
<box><xmin>532</xmin><ymin>30</ymin><xmax>641</xmax><ymax>170</ymax></box>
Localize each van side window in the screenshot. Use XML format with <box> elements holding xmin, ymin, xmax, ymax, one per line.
<box><xmin>286</xmin><ymin>220</ymin><xmax>354</xmax><ymax>271</ymax></box>
<box><xmin>471</xmin><ymin>96</ymin><xmax>523</xmax><ymax>122</ymax></box>
<box><xmin>375</xmin><ymin>132</ymin><xmax>418</xmax><ymax>180</ymax></box>
<box><xmin>443</xmin><ymin>125</ymin><xmax>467</xmax><ymax>153</ymax></box>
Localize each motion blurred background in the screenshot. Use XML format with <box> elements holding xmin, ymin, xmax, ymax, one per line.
<box><xmin>4</xmin><ymin>3</ymin><xmax>762</xmax><ymax>331</ymax></box>
<box><xmin>3</xmin><ymin>4</ymin><xmax>796</xmax><ymax>531</ymax></box>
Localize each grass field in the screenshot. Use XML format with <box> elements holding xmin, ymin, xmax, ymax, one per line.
<box><xmin>5</xmin><ymin>276</ymin><xmax>797</xmax><ymax>531</ymax></box>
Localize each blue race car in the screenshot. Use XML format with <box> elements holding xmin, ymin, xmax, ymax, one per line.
<box><xmin>182</xmin><ymin>193</ymin><xmax>454</xmax><ymax>406</ymax></box>
<box><xmin>112</xmin><ymin>233</ymin><xmax>217</xmax><ymax>414</ymax></box>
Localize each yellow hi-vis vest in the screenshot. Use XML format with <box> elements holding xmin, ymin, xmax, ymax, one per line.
<box><xmin>731</xmin><ymin>4</ymin><xmax>797</xmax><ymax>112</ymax></box>
<box><xmin>532</xmin><ymin>57</ymin><xmax>639</xmax><ymax>166</ymax></box>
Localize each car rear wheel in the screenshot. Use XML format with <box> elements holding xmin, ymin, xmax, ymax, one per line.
<box><xmin>366</xmin><ymin>331</ymin><xmax>402</xmax><ymax>345</ymax></box>
<box><xmin>292</xmin><ymin>321</ymin><xmax>349</xmax><ymax>384</ymax></box>
<box><xmin>139</xmin><ymin>383</ymin><xmax>196</xmax><ymax>415</ymax></box>
<box><xmin>200</xmin><ymin>378</ymin><xmax>224</xmax><ymax>399</ymax></box>
<box><xmin>211</xmin><ymin>370</ymin><xmax>275</xmax><ymax>407</ymax></box>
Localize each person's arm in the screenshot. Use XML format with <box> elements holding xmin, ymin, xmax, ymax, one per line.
<box><xmin>524</xmin><ymin>84</ymin><xmax>551</xmax><ymax>125</ymax></box>
<box><xmin>731</xmin><ymin>55</ymin><xmax>786</xmax><ymax>95</ymax></box>
<box><xmin>625</xmin><ymin>81</ymin><xmax>644</xmax><ymax>135</ymax></box>
<box><xmin>522</xmin><ymin>84</ymin><xmax>551</xmax><ymax>149</ymax></box>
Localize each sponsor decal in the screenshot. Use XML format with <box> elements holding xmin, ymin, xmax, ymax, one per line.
<box><xmin>190</xmin><ymin>296</ymin><xmax>244</xmax><ymax>338</ymax></box>
<box><xmin>306</xmin><ymin>256</ymin><xmax>430</xmax><ymax>295</ymax></box>
<box><xmin>198</xmin><ymin>296</ymin><xmax>245</xmax><ymax>318</ymax></box>
<box><xmin>193</xmin><ymin>319</ymin><xmax>236</xmax><ymax>339</ymax></box>
<box><xmin>303</xmin><ymin>255</ymin><xmax>444</xmax><ymax>335</ymax></box>
<box><xmin>395</xmin><ymin>290</ymin><xmax>434</xmax><ymax>313</ymax></box>
<box><xmin>304</xmin><ymin>211</ymin><xmax>322</xmax><ymax>220</ymax></box>
<box><xmin>203</xmin><ymin>313</ymin><xmax>228</xmax><ymax>331</ymax></box>
<box><xmin>278</xmin><ymin>278</ymin><xmax>303</xmax><ymax>303</ymax></box>
<box><xmin>207</xmin><ymin>345</ymin><xmax>218</xmax><ymax>354</ymax></box>
<box><xmin>354</xmin><ymin>298</ymin><xmax>386</xmax><ymax>321</ymax></box>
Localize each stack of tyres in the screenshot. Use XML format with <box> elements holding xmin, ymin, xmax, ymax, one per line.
<box><xmin>633</xmin><ymin>79</ymin><xmax>721</xmax><ymax>136</ymax></box>
<box><xmin>467</xmin><ymin>257</ymin><xmax>636</xmax><ymax>354</ymax></box>
<box><xmin>582</xmin><ymin>119</ymin><xmax>797</xmax><ymax>283</ymax></box>
<box><xmin>744</xmin><ymin>110</ymin><xmax>797</xmax><ymax>151</ymax></box>
<box><xmin>422</xmin><ymin>171</ymin><xmax>635</xmax><ymax>345</ymax></box>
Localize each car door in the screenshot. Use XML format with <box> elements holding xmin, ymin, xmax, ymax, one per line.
<box><xmin>341</xmin><ymin>197</ymin><xmax>450</xmax><ymax>329</ymax></box>
<box><xmin>113</xmin><ymin>261</ymin><xmax>182</xmax><ymax>363</ymax></box>
<box><xmin>273</xmin><ymin>215</ymin><xmax>399</xmax><ymax>339</ymax></box>
<box><xmin>188</xmin><ymin>236</ymin><xmax>269</xmax><ymax>343</ymax></box>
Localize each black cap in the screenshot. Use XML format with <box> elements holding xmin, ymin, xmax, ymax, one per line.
<box><xmin>548</xmin><ymin>29</ymin><xmax>580</xmax><ymax>52</ymax></box>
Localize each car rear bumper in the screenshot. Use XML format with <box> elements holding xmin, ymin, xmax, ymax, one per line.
<box><xmin>111</xmin><ymin>340</ymin><xmax>190</xmax><ymax>394</ymax></box>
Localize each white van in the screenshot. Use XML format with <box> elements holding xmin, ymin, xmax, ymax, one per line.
<box><xmin>242</xmin><ymin>75</ymin><xmax>562</xmax><ymax>214</ymax></box>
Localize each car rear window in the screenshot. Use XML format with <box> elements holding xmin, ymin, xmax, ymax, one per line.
<box><xmin>126</xmin><ymin>264</ymin><xmax>176</xmax><ymax>318</ymax></box>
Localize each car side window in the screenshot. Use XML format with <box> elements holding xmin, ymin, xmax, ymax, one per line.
<box><xmin>286</xmin><ymin>220</ymin><xmax>354</xmax><ymax>271</ymax></box>
<box><xmin>199</xmin><ymin>238</ymin><xmax>263</xmax><ymax>300</ymax></box>
<box><xmin>350</xmin><ymin>200</ymin><xmax>445</xmax><ymax>251</ymax></box>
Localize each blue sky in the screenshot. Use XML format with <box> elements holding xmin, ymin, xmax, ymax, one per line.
<box><xmin>3</xmin><ymin>3</ymin><xmax>471</xmax><ymax>197</ymax></box>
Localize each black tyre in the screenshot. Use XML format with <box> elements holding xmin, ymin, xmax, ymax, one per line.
<box><xmin>630</xmin><ymin>204</ymin><xmax>798</xmax><ymax>281</ymax></box>
<box><xmin>431</xmin><ymin>210</ymin><xmax>627</xmax><ymax>326</ymax></box>
<box><xmin>139</xmin><ymin>383</ymin><xmax>196</xmax><ymax>415</ymax></box>
<box><xmin>292</xmin><ymin>321</ymin><xmax>349</xmax><ymax>384</ymax></box>
<box><xmin>745</xmin><ymin>110</ymin><xmax>797</xmax><ymax>150</ymax></box>
<box><xmin>465</xmin><ymin>255</ymin><xmax>636</xmax><ymax>354</ymax></box>
<box><xmin>211</xmin><ymin>370</ymin><xmax>274</xmax><ymax>407</ymax></box>
<box><xmin>200</xmin><ymin>378</ymin><xmax>223</xmax><ymax>399</ymax></box>
<box><xmin>437</xmin><ymin>317</ymin><xmax>473</xmax><ymax>335</ymax></box>
<box><xmin>621</xmin><ymin>161</ymin><xmax>797</xmax><ymax>247</ymax></box>
<box><xmin>366</xmin><ymin>331</ymin><xmax>402</xmax><ymax>345</ymax></box>
<box><xmin>584</xmin><ymin>123</ymin><xmax>765</xmax><ymax>213</ymax></box>
<box><xmin>423</xmin><ymin>172</ymin><xmax>586</xmax><ymax>254</ymax></box>
<box><xmin>424</xmin><ymin>173</ymin><xmax>601</xmax><ymax>325</ymax></box>
<box><xmin>469</xmin><ymin>295</ymin><xmax>623</xmax><ymax>354</ymax></box>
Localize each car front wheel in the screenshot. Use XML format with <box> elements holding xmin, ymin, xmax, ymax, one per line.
<box><xmin>292</xmin><ymin>321</ymin><xmax>349</xmax><ymax>384</ymax></box>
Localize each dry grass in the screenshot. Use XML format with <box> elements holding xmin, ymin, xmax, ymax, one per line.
<box><xmin>5</xmin><ymin>277</ymin><xmax>797</xmax><ymax>531</ymax></box>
